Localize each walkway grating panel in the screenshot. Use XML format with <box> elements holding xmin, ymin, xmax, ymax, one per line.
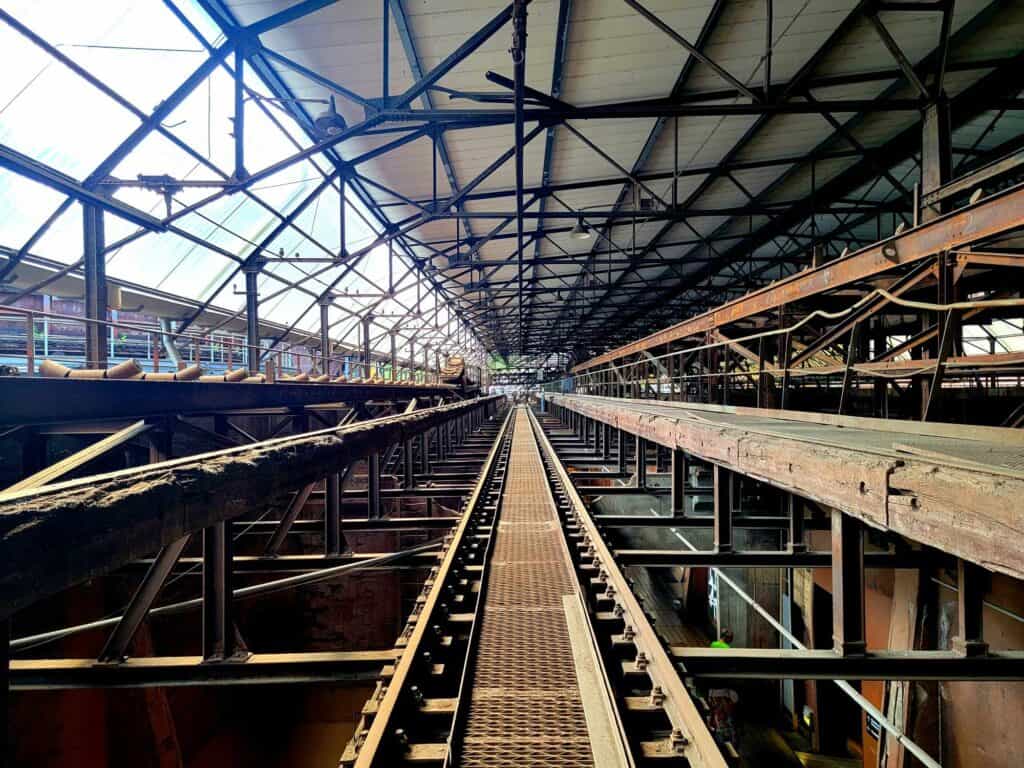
<box><xmin>458</xmin><ymin>409</ymin><xmax>595</xmax><ymax>768</ymax></box>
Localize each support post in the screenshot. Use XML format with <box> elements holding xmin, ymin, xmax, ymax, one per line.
<box><xmin>319</xmin><ymin>293</ymin><xmax>334</xmax><ymax>377</ymax></box>
<box><xmin>787</xmin><ymin>493</ymin><xmax>806</xmax><ymax>552</ymax></box>
<box><xmin>83</xmin><ymin>204</ymin><xmax>107</xmax><ymax>369</ymax></box>
<box><xmin>362</xmin><ymin>315</ymin><xmax>373</xmax><ymax>380</ymax></box>
<box><xmin>325</xmin><ymin>472</ymin><xmax>342</xmax><ymax>554</ymax></box>
<box><xmin>403</xmin><ymin>440</ymin><xmax>415</xmax><ymax>489</ymax></box>
<box><xmin>832</xmin><ymin>513</ymin><xmax>866</xmax><ymax>656</ymax></box>
<box><xmin>634</xmin><ymin>435</ymin><xmax>647</xmax><ymax>489</ymax></box>
<box><xmin>955</xmin><ymin>559</ymin><xmax>989</xmax><ymax>657</ymax></box>
<box><xmin>202</xmin><ymin>521</ymin><xmax>239</xmax><ymax>661</ymax></box>
<box><xmin>367</xmin><ymin>451</ymin><xmax>381</xmax><ymax>519</ymax></box>
<box><xmin>243</xmin><ymin>254</ymin><xmax>266</xmax><ymax>374</ymax></box>
<box><xmin>670</xmin><ymin>448</ymin><xmax>686</xmax><ymax>518</ymax></box>
<box><xmin>602</xmin><ymin>423</ymin><xmax>611</xmax><ymax>460</ymax></box>
<box><xmin>713</xmin><ymin>464</ymin><xmax>732</xmax><ymax>553</ymax></box>
<box><xmin>838</xmin><ymin>322</ymin><xmax>860</xmax><ymax>415</ymax></box>
<box><xmin>389</xmin><ymin>331</ymin><xmax>397</xmax><ymax>381</ymax></box>
<box><xmin>617</xmin><ymin>429</ymin><xmax>627</xmax><ymax>474</ymax></box>
<box><xmin>233</xmin><ymin>43</ymin><xmax>246</xmax><ymax>181</ymax></box>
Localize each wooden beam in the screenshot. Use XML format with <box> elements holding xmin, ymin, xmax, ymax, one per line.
<box><xmin>0</xmin><ymin>398</ymin><xmax>499</xmax><ymax>617</ymax></box>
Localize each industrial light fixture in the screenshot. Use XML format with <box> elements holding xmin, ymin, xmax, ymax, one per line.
<box><xmin>570</xmin><ymin>215</ymin><xmax>591</xmax><ymax>240</ymax></box>
<box><xmin>313</xmin><ymin>95</ymin><xmax>347</xmax><ymax>136</ymax></box>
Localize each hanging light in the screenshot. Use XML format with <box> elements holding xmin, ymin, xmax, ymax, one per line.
<box><xmin>570</xmin><ymin>215</ymin><xmax>591</xmax><ymax>240</ymax></box>
<box><xmin>314</xmin><ymin>95</ymin><xmax>347</xmax><ymax>136</ymax></box>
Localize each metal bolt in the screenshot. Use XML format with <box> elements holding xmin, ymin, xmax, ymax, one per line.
<box><xmin>623</xmin><ymin>625</ymin><xmax>636</xmax><ymax>641</ymax></box>
<box><xmin>650</xmin><ymin>686</ymin><xmax>665</xmax><ymax>706</ymax></box>
<box><xmin>635</xmin><ymin>651</ymin><xmax>649</xmax><ymax>671</ymax></box>
<box><xmin>394</xmin><ymin>728</ymin><xmax>409</xmax><ymax>749</ymax></box>
<box><xmin>670</xmin><ymin>728</ymin><xmax>689</xmax><ymax>752</ymax></box>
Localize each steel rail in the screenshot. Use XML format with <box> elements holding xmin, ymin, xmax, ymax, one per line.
<box><xmin>525</xmin><ymin>407</ymin><xmax>727</xmax><ymax>767</ymax></box>
<box><xmin>348</xmin><ymin>406</ymin><xmax>514</xmax><ymax>767</ymax></box>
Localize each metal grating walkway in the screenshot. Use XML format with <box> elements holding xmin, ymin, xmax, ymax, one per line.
<box><xmin>458</xmin><ymin>409</ymin><xmax>595</xmax><ymax>768</ymax></box>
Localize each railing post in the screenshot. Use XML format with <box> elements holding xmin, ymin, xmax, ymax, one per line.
<box><xmin>24</xmin><ymin>312</ymin><xmax>34</xmax><ymax>375</ymax></box>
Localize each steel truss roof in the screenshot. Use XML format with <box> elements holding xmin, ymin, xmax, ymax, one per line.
<box><xmin>2</xmin><ymin>0</ymin><xmax>1023</xmax><ymax>366</ymax></box>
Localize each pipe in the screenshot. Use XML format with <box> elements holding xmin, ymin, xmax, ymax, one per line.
<box><xmin>158</xmin><ymin>317</ymin><xmax>183</xmax><ymax>366</ymax></box>
<box><xmin>10</xmin><ymin>542</ymin><xmax>440</xmax><ymax>652</ymax></box>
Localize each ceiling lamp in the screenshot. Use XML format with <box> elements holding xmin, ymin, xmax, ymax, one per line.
<box><xmin>314</xmin><ymin>95</ymin><xmax>347</xmax><ymax>136</ymax></box>
<box><xmin>570</xmin><ymin>215</ymin><xmax>591</xmax><ymax>240</ymax></box>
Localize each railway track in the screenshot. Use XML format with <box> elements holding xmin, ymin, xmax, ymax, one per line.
<box><xmin>342</xmin><ymin>405</ymin><xmax>727</xmax><ymax>768</ymax></box>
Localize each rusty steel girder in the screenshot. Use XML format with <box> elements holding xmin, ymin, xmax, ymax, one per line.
<box><xmin>574</xmin><ymin>181</ymin><xmax>1024</xmax><ymax>373</ymax></box>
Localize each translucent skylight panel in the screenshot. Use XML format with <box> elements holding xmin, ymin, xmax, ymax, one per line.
<box><xmin>0</xmin><ymin>41</ymin><xmax>139</xmax><ymax>180</ymax></box>
<box><xmin>2</xmin><ymin>0</ymin><xmax>208</xmax><ymax>109</ymax></box>
<box><xmin>109</xmin><ymin>131</ymin><xmax>223</xmax><ymax>211</ymax></box>
<box><xmin>0</xmin><ymin>172</ymin><xmax>67</xmax><ymax>248</ymax></box>
<box><xmin>162</xmin><ymin>65</ymin><xmax>237</xmax><ymax>174</ymax></box>
<box><xmin>26</xmin><ymin>203</ymin><xmax>81</xmax><ymax>264</ymax></box>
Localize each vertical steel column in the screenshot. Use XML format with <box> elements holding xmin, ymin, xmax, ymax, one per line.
<box><xmin>634</xmin><ymin>435</ymin><xmax>647</xmax><ymax>489</ymax></box>
<box><xmin>670</xmin><ymin>448</ymin><xmax>687</xmax><ymax>518</ymax></box>
<box><xmin>233</xmin><ymin>43</ymin><xmax>246</xmax><ymax>181</ymax></box>
<box><xmin>601</xmin><ymin>422</ymin><xmax>611</xmax><ymax>460</ymax></box>
<box><xmin>381</xmin><ymin>0</ymin><xmax>390</xmax><ymax>103</ymax></box>
<box><xmin>202</xmin><ymin>521</ymin><xmax>238</xmax><ymax>661</ymax></box>
<box><xmin>787</xmin><ymin>493</ymin><xmax>806</xmax><ymax>552</ymax></box>
<box><xmin>422</xmin><ymin>344</ymin><xmax>430</xmax><ymax>384</ymax></box>
<box><xmin>325</xmin><ymin>470</ymin><xmax>343</xmax><ymax>555</ymax></box>
<box><xmin>408</xmin><ymin>338</ymin><xmax>416</xmax><ymax>382</ymax></box>
<box><xmin>390</xmin><ymin>331</ymin><xmax>398</xmax><ymax>381</ymax></box>
<box><xmin>779</xmin><ymin>323</ymin><xmax>793</xmax><ymax>409</ymax></box>
<box><xmin>362</xmin><ymin>315</ymin><xmax>373</xmax><ymax>379</ymax></box>
<box><xmin>832</xmin><ymin>513</ymin><xmax>866</xmax><ymax>656</ymax></box>
<box><xmin>955</xmin><ymin>559</ymin><xmax>988</xmax><ymax>656</ymax></box>
<box><xmin>403</xmin><ymin>439</ymin><xmax>415</xmax><ymax>489</ymax></box>
<box><xmin>339</xmin><ymin>173</ymin><xmax>347</xmax><ymax>259</ymax></box>
<box><xmin>368</xmin><ymin>451</ymin><xmax>381</xmax><ymax>518</ymax></box>
<box><xmin>418</xmin><ymin>431</ymin><xmax>430</xmax><ymax>474</ymax></box>
<box><xmin>512</xmin><ymin>0</ymin><xmax>527</xmax><ymax>350</ymax></box>
<box><xmin>83</xmin><ymin>204</ymin><xmax>107</xmax><ymax>369</ymax></box>
<box><xmin>324</xmin><ymin>411</ymin><xmax>344</xmax><ymax>554</ymax></box>
<box><xmin>713</xmin><ymin>465</ymin><xmax>733</xmax><ymax>553</ymax></box>
<box><xmin>243</xmin><ymin>255</ymin><xmax>266</xmax><ymax>374</ymax></box>
<box><xmin>919</xmin><ymin>101</ymin><xmax>952</xmax><ymax>417</ymax></box>
<box><xmin>920</xmin><ymin>101</ymin><xmax>951</xmax><ymax>222</ymax></box>
<box><xmin>319</xmin><ymin>293</ymin><xmax>334</xmax><ymax>376</ymax></box>
<box><xmin>617</xmin><ymin>429</ymin><xmax>626</xmax><ymax>474</ymax></box>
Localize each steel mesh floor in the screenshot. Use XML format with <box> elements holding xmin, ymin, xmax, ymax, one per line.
<box><xmin>459</xmin><ymin>409</ymin><xmax>595</xmax><ymax>768</ymax></box>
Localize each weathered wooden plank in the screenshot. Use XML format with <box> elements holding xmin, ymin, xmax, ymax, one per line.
<box><xmin>551</xmin><ymin>395</ymin><xmax>1024</xmax><ymax>579</ymax></box>
<box><xmin>0</xmin><ymin>397</ymin><xmax>500</xmax><ymax>617</ymax></box>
